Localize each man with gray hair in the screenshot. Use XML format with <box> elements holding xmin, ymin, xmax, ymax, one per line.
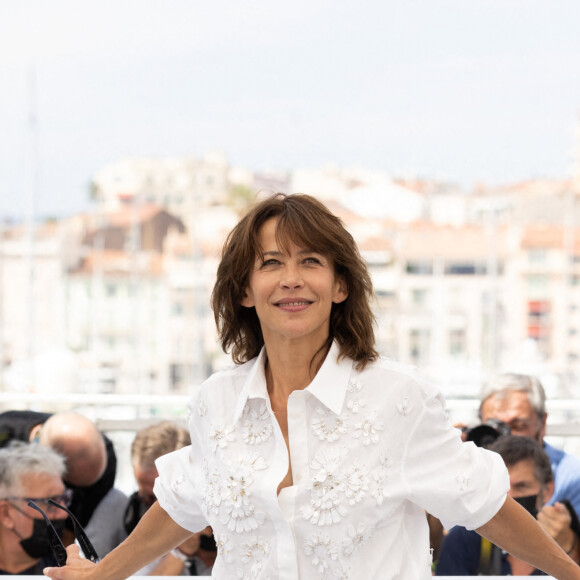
<box><xmin>0</xmin><ymin>441</ymin><xmax>70</xmax><ymax>574</ymax></box>
<box><xmin>480</xmin><ymin>373</ymin><xmax>580</xmax><ymax>519</ymax></box>
<box><xmin>0</xmin><ymin>410</ymin><xmax>127</xmax><ymax>557</ymax></box>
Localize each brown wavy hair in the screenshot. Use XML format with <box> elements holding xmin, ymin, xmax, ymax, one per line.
<box><xmin>211</xmin><ymin>193</ymin><xmax>378</xmax><ymax>369</ymax></box>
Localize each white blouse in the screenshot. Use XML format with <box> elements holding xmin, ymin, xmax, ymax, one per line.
<box><xmin>154</xmin><ymin>343</ymin><xmax>508</xmax><ymax>579</ymax></box>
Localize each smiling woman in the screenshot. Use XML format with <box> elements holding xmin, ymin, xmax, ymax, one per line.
<box><xmin>240</xmin><ymin>217</ymin><xmax>348</xmax><ymax>361</ymax></box>
<box><xmin>43</xmin><ymin>194</ymin><xmax>580</xmax><ymax>580</ymax></box>
<box><xmin>211</xmin><ymin>193</ymin><xmax>378</xmax><ymax>369</ymax></box>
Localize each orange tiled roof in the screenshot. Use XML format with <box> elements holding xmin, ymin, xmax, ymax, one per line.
<box><xmin>522</xmin><ymin>225</ymin><xmax>580</xmax><ymax>252</ymax></box>
<box><xmin>358</xmin><ymin>236</ymin><xmax>392</xmax><ymax>253</ymax></box>
<box><xmin>70</xmin><ymin>249</ymin><xmax>164</xmax><ymax>276</ymax></box>
<box><xmin>105</xmin><ymin>203</ymin><xmax>166</xmax><ymax>228</ymax></box>
<box><xmin>399</xmin><ymin>222</ymin><xmax>510</xmax><ymax>259</ymax></box>
<box><xmin>475</xmin><ymin>178</ymin><xmax>574</xmax><ymax>197</ymax></box>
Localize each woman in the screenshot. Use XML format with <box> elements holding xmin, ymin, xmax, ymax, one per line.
<box><xmin>44</xmin><ymin>194</ymin><xmax>580</xmax><ymax>579</ymax></box>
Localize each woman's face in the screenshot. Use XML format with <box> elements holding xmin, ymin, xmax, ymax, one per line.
<box><xmin>241</xmin><ymin>218</ymin><xmax>347</xmax><ymax>351</ymax></box>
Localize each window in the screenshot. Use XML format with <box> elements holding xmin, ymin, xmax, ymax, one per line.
<box><xmin>411</xmin><ymin>288</ymin><xmax>429</xmax><ymax>307</ymax></box>
<box><xmin>527</xmin><ymin>276</ymin><xmax>549</xmax><ymax>300</ymax></box>
<box><xmin>406</xmin><ymin>261</ymin><xmax>433</xmax><ymax>275</ymax></box>
<box><xmin>172</xmin><ymin>301</ymin><xmax>185</xmax><ymax>317</ymax></box>
<box><xmin>449</xmin><ymin>328</ymin><xmax>466</xmax><ymax>357</ymax></box>
<box><xmin>445</xmin><ymin>261</ymin><xmax>487</xmax><ymax>275</ymax></box>
<box><xmin>528</xmin><ymin>249</ymin><xmax>547</xmax><ymax>264</ymax></box>
<box><xmin>409</xmin><ymin>328</ymin><xmax>430</xmax><ymax>365</ymax></box>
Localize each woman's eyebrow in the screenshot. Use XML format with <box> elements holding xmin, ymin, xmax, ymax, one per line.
<box><xmin>262</xmin><ymin>249</ymin><xmax>319</xmax><ymax>257</ymax></box>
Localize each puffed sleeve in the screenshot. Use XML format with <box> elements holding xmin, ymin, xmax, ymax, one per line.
<box><xmin>153</xmin><ymin>391</ymin><xmax>209</xmax><ymax>533</ymax></box>
<box><xmin>402</xmin><ymin>386</ymin><xmax>509</xmax><ymax>531</ymax></box>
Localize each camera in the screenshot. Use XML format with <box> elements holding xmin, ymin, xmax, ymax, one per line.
<box><xmin>464</xmin><ymin>419</ymin><xmax>511</xmax><ymax>448</ymax></box>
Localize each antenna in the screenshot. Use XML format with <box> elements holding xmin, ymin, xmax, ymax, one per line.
<box><xmin>25</xmin><ymin>63</ymin><xmax>39</xmax><ymax>390</ymax></box>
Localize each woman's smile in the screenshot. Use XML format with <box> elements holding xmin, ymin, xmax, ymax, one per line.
<box><xmin>274</xmin><ymin>298</ymin><xmax>313</xmax><ymax>311</ymax></box>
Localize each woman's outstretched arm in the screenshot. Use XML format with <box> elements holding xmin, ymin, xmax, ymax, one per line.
<box><xmin>44</xmin><ymin>501</ymin><xmax>193</xmax><ymax>580</ymax></box>
<box><xmin>476</xmin><ymin>495</ymin><xmax>580</xmax><ymax>579</ymax></box>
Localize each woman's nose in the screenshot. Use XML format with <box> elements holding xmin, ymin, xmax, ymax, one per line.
<box><xmin>280</xmin><ymin>264</ymin><xmax>304</xmax><ymax>288</ymax></box>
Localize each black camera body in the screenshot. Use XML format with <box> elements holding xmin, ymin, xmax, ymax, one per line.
<box><xmin>464</xmin><ymin>418</ymin><xmax>511</xmax><ymax>448</ymax></box>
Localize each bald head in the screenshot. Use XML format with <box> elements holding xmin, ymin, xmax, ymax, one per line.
<box><xmin>38</xmin><ymin>412</ymin><xmax>107</xmax><ymax>487</ymax></box>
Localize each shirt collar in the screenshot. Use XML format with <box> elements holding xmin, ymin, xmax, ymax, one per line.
<box><xmin>304</xmin><ymin>342</ymin><xmax>353</xmax><ymax>415</ymax></box>
<box><xmin>232</xmin><ymin>348</ymin><xmax>269</xmax><ymax>424</ymax></box>
<box><xmin>232</xmin><ymin>342</ymin><xmax>353</xmax><ymax>423</ymax></box>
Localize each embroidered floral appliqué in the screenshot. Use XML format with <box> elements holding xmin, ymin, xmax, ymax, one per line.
<box><xmin>302</xmin><ymin>446</ymin><xmax>349</xmax><ymax>526</ymax></box>
<box><xmin>242</xmin><ymin>421</ymin><xmax>273</xmax><ymax>446</ymax></box>
<box><xmin>242</xmin><ymin>404</ymin><xmax>273</xmax><ymax>445</ymax></box>
<box><xmin>240</xmin><ymin>535</ymin><xmax>271</xmax><ymax>578</ymax></box>
<box><xmin>220</xmin><ymin>477</ymin><xmax>265</xmax><ymax>533</ymax></box>
<box><xmin>396</xmin><ymin>397</ymin><xmax>412</xmax><ymax>416</ymax></box>
<box><xmin>170</xmin><ymin>473</ymin><xmax>185</xmax><ymax>494</ymax></box>
<box><xmin>371</xmin><ymin>451</ymin><xmax>394</xmax><ymax>506</ymax></box>
<box><xmin>197</xmin><ymin>398</ymin><xmax>208</xmax><ymax>417</ymax></box>
<box><xmin>347</xmin><ymin>379</ymin><xmax>363</xmax><ymax>393</ymax></box>
<box><xmin>215</xmin><ymin>531</ymin><xmax>234</xmax><ymax>563</ymax></box>
<box><xmin>202</xmin><ymin>462</ymin><xmax>223</xmax><ymax>516</ymax></box>
<box><xmin>311</xmin><ymin>406</ymin><xmax>347</xmax><ymax>442</ymax></box>
<box><xmin>342</xmin><ymin>524</ymin><xmax>373</xmax><ymax>556</ymax></box>
<box><xmin>456</xmin><ymin>473</ymin><xmax>472</xmax><ymax>491</ymax></box>
<box><xmin>346</xmin><ymin>396</ymin><xmax>366</xmax><ymax>414</ymax></box>
<box><xmin>343</xmin><ymin>463</ymin><xmax>369</xmax><ymax>505</ymax></box>
<box><xmin>304</xmin><ymin>533</ymin><xmax>338</xmax><ymax>575</ymax></box>
<box><xmin>208</xmin><ymin>425</ymin><xmax>236</xmax><ymax>452</ymax></box>
<box><xmin>218</xmin><ymin>453</ymin><xmax>268</xmax><ymax>533</ymax></box>
<box><xmin>351</xmin><ymin>412</ymin><xmax>384</xmax><ymax>446</ymax></box>
<box><xmin>336</xmin><ymin>564</ymin><xmax>353</xmax><ymax>580</ymax></box>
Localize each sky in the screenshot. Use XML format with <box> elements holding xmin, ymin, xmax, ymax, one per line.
<box><xmin>1</xmin><ymin>0</ymin><xmax>580</xmax><ymax>218</ymax></box>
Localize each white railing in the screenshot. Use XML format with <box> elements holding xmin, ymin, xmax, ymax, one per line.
<box><xmin>1</xmin><ymin>392</ymin><xmax>579</xmax><ymax>435</ymax></box>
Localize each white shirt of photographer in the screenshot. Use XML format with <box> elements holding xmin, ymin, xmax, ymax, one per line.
<box><xmin>154</xmin><ymin>343</ymin><xmax>509</xmax><ymax>580</ymax></box>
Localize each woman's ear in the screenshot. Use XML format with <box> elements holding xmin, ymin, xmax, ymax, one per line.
<box><xmin>332</xmin><ymin>277</ymin><xmax>348</xmax><ymax>304</ymax></box>
<box><xmin>240</xmin><ymin>289</ymin><xmax>255</xmax><ymax>308</ymax></box>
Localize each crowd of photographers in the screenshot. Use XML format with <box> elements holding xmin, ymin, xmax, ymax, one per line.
<box><xmin>433</xmin><ymin>372</ymin><xmax>580</xmax><ymax>575</ymax></box>
<box><xmin>0</xmin><ymin>412</ymin><xmax>216</xmax><ymax>576</ymax></box>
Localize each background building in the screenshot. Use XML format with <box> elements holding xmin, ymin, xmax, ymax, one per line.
<box><xmin>1</xmin><ymin>156</ymin><xmax>580</xmax><ymax>432</ymax></box>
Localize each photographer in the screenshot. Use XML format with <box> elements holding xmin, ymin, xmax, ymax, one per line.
<box><xmin>479</xmin><ymin>373</ymin><xmax>580</xmax><ymax>516</ymax></box>
<box><xmin>436</xmin><ymin>435</ymin><xmax>580</xmax><ymax>575</ymax></box>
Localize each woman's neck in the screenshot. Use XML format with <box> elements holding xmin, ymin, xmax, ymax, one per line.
<box><xmin>264</xmin><ymin>339</ymin><xmax>330</xmax><ymax>401</ymax></box>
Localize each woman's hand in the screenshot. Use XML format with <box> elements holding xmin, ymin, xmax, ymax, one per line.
<box><xmin>44</xmin><ymin>503</ymin><xmax>201</xmax><ymax>580</ymax></box>
<box><xmin>44</xmin><ymin>544</ymin><xmax>98</xmax><ymax>580</ymax></box>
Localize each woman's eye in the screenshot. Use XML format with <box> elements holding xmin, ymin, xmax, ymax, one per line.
<box><xmin>262</xmin><ymin>259</ymin><xmax>280</xmax><ymax>267</ymax></box>
<box><xmin>304</xmin><ymin>256</ymin><xmax>322</xmax><ymax>264</ymax></box>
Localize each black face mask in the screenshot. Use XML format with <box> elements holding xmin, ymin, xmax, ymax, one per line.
<box><xmin>123</xmin><ymin>491</ymin><xmax>151</xmax><ymax>535</ymax></box>
<box><xmin>514</xmin><ymin>494</ymin><xmax>539</xmax><ymax>519</ymax></box>
<box><xmin>18</xmin><ymin>517</ymin><xmax>66</xmax><ymax>559</ymax></box>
